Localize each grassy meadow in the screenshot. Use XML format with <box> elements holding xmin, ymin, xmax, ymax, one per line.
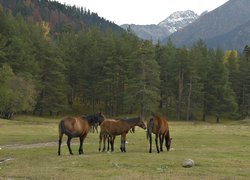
<box><xmin>0</xmin><ymin>116</ymin><xmax>250</xmax><ymax>179</ymax></box>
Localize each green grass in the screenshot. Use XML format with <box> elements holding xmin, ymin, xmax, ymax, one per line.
<box><xmin>0</xmin><ymin>116</ymin><xmax>250</xmax><ymax>179</ymax></box>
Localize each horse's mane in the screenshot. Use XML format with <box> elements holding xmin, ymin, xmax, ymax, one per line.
<box><xmin>152</xmin><ymin>113</ymin><xmax>161</xmax><ymax>120</ymax></box>
<box><xmin>81</xmin><ymin>113</ymin><xmax>106</xmax><ymax>125</ymax></box>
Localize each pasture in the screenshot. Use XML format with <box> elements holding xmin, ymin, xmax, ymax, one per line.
<box><xmin>0</xmin><ymin>116</ymin><xmax>250</xmax><ymax>179</ymax></box>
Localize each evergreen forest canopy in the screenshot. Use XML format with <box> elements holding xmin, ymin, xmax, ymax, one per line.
<box><xmin>0</xmin><ymin>1</ymin><xmax>250</xmax><ymax>121</ymax></box>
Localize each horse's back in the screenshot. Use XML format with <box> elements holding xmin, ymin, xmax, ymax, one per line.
<box><xmin>100</xmin><ymin>119</ymin><xmax>127</xmax><ymax>135</ymax></box>
<box><xmin>159</xmin><ymin>117</ymin><xmax>169</xmax><ymax>134</ymax></box>
<box><xmin>59</xmin><ymin>116</ymin><xmax>90</xmax><ymax>136</ymax></box>
<box><xmin>149</xmin><ymin>115</ymin><xmax>169</xmax><ymax>134</ymax></box>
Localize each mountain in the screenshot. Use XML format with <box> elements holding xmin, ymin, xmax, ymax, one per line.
<box><xmin>0</xmin><ymin>0</ymin><xmax>124</xmax><ymax>34</ymax></box>
<box><xmin>158</xmin><ymin>10</ymin><xmax>199</xmax><ymax>33</ymax></box>
<box><xmin>120</xmin><ymin>10</ymin><xmax>199</xmax><ymax>43</ymax></box>
<box><xmin>167</xmin><ymin>0</ymin><xmax>250</xmax><ymax>50</ymax></box>
<box><xmin>120</xmin><ymin>24</ymin><xmax>171</xmax><ymax>43</ymax></box>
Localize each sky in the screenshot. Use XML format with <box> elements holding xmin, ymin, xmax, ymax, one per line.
<box><xmin>55</xmin><ymin>0</ymin><xmax>229</xmax><ymax>25</ymax></box>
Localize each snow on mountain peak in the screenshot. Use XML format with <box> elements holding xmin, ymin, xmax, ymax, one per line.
<box><xmin>158</xmin><ymin>10</ymin><xmax>199</xmax><ymax>33</ymax></box>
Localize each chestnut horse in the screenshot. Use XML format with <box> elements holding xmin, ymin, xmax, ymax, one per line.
<box><xmin>58</xmin><ymin>112</ymin><xmax>105</xmax><ymax>156</ymax></box>
<box><xmin>99</xmin><ymin>117</ymin><xmax>146</xmax><ymax>152</ymax></box>
<box><xmin>106</xmin><ymin>118</ymin><xmax>135</xmax><ymax>151</ymax></box>
<box><xmin>147</xmin><ymin>114</ymin><xmax>172</xmax><ymax>153</ymax></box>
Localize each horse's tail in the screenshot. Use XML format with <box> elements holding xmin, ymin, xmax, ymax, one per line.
<box><xmin>59</xmin><ymin>119</ymin><xmax>77</xmax><ymax>137</ymax></box>
<box><xmin>147</xmin><ymin>117</ymin><xmax>154</xmax><ymax>140</ymax></box>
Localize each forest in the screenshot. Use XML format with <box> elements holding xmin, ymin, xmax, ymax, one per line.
<box><xmin>0</xmin><ymin>2</ymin><xmax>250</xmax><ymax>122</ymax></box>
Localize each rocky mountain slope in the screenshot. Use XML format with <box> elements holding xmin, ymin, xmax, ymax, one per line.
<box><xmin>168</xmin><ymin>0</ymin><xmax>250</xmax><ymax>50</ymax></box>
<box><xmin>120</xmin><ymin>10</ymin><xmax>198</xmax><ymax>43</ymax></box>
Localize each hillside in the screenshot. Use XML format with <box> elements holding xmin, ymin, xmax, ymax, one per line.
<box><xmin>167</xmin><ymin>0</ymin><xmax>250</xmax><ymax>50</ymax></box>
<box><xmin>0</xmin><ymin>0</ymin><xmax>124</xmax><ymax>34</ymax></box>
<box><xmin>120</xmin><ymin>24</ymin><xmax>171</xmax><ymax>43</ymax></box>
<box><xmin>120</xmin><ymin>10</ymin><xmax>198</xmax><ymax>43</ymax></box>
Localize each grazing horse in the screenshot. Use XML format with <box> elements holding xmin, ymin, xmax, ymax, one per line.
<box><xmin>99</xmin><ymin>117</ymin><xmax>146</xmax><ymax>152</ymax></box>
<box><xmin>58</xmin><ymin>112</ymin><xmax>105</xmax><ymax>156</ymax></box>
<box><xmin>147</xmin><ymin>114</ymin><xmax>172</xmax><ymax>153</ymax></box>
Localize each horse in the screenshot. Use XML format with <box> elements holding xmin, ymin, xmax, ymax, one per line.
<box><xmin>147</xmin><ymin>113</ymin><xmax>172</xmax><ymax>153</ymax></box>
<box><xmin>82</xmin><ymin>114</ymin><xmax>103</xmax><ymax>133</ymax></box>
<box><xmin>99</xmin><ymin>117</ymin><xmax>146</xmax><ymax>152</ymax></box>
<box><xmin>106</xmin><ymin>118</ymin><xmax>136</xmax><ymax>151</ymax></box>
<box><xmin>58</xmin><ymin>112</ymin><xmax>105</xmax><ymax>156</ymax></box>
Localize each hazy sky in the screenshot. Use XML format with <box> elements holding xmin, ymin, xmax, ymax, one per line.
<box><xmin>55</xmin><ymin>0</ymin><xmax>229</xmax><ymax>25</ymax></box>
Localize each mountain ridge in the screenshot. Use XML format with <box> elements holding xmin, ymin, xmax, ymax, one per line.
<box><xmin>120</xmin><ymin>10</ymin><xmax>199</xmax><ymax>43</ymax></box>
<box><xmin>0</xmin><ymin>0</ymin><xmax>124</xmax><ymax>34</ymax></box>
<box><xmin>167</xmin><ymin>0</ymin><xmax>250</xmax><ymax>50</ymax></box>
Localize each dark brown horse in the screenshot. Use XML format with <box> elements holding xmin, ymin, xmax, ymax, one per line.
<box><xmin>58</xmin><ymin>112</ymin><xmax>105</xmax><ymax>156</ymax></box>
<box><xmin>147</xmin><ymin>114</ymin><xmax>172</xmax><ymax>153</ymax></box>
<box><xmin>99</xmin><ymin>117</ymin><xmax>146</xmax><ymax>152</ymax></box>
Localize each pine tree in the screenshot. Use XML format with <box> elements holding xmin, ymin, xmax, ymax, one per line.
<box><xmin>126</xmin><ymin>41</ymin><xmax>160</xmax><ymax>118</ymax></box>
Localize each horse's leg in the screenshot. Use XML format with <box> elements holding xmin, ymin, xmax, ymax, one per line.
<box><xmin>102</xmin><ymin>134</ymin><xmax>107</xmax><ymax>152</ymax></box>
<box><xmin>111</xmin><ymin>136</ymin><xmax>115</xmax><ymax>152</ymax></box>
<box><xmin>155</xmin><ymin>134</ymin><xmax>160</xmax><ymax>153</ymax></box>
<box><xmin>80</xmin><ymin>133</ymin><xmax>87</xmax><ymax>154</ymax></box>
<box><xmin>120</xmin><ymin>134</ymin><xmax>126</xmax><ymax>152</ymax></box>
<box><xmin>95</xmin><ymin>124</ymin><xmax>98</xmax><ymax>133</ymax></box>
<box><xmin>149</xmin><ymin>133</ymin><xmax>152</xmax><ymax>153</ymax></box>
<box><xmin>58</xmin><ymin>132</ymin><xmax>63</xmax><ymax>156</ymax></box>
<box><xmin>79</xmin><ymin>136</ymin><xmax>84</xmax><ymax>154</ymax></box>
<box><xmin>98</xmin><ymin>132</ymin><xmax>102</xmax><ymax>152</ymax></box>
<box><xmin>165</xmin><ymin>135</ymin><xmax>169</xmax><ymax>151</ymax></box>
<box><xmin>67</xmin><ymin>136</ymin><xmax>73</xmax><ymax>155</ymax></box>
<box><xmin>123</xmin><ymin>135</ymin><xmax>127</xmax><ymax>152</ymax></box>
<box><xmin>159</xmin><ymin>134</ymin><xmax>164</xmax><ymax>152</ymax></box>
<box><xmin>107</xmin><ymin>135</ymin><xmax>110</xmax><ymax>151</ymax></box>
<box><xmin>120</xmin><ymin>135</ymin><xmax>123</xmax><ymax>152</ymax></box>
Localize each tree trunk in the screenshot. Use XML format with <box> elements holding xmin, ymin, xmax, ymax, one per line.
<box><xmin>216</xmin><ymin>116</ymin><xmax>220</xmax><ymax>123</ymax></box>
<box><xmin>202</xmin><ymin>112</ymin><xmax>206</xmax><ymax>121</ymax></box>
<box><xmin>186</xmin><ymin>78</ymin><xmax>192</xmax><ymax>121</ymax></box>
<box><xmin>140</xmin><ymin>85</ymin><xmax>145</xmax><ymax>120</ymax></box>
<box><xmin>177</xmin><ymin>68</ymin><xmax>184</xmax><ymax>120</ymax></box>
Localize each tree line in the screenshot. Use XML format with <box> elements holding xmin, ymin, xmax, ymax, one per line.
<box><xmin>0</xmin><ymin>5</ymin><xmax>249</xmax><ymax>121</ymax></box>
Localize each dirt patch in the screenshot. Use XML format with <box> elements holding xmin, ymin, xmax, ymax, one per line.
<box><xmin>0</xmin><ymin>142</ymin><xmax>58</xmax><ymax>149</ymax></box>
<box><xmin>0</xmin><ymin>141</ymin><xmax>82</xmax><ymax>149</ymax></box>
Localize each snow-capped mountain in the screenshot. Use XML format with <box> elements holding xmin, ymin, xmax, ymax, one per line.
<box><xmin>120</xmin><ymin>10</ymin><xmax>199</xmax><ymax>43</ymax></box>
<box><xmin>158</xmin><ymin>10</ymin><xmax>199</xmax><ymax>33</ymax></box>
<box><xmin>167</xmin><ymin>0</ymin><xmax>250</xmax><ymax>50</ymax></box>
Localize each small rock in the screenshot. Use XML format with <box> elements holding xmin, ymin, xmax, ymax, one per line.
<box><xmin>182</xmin><ymin>159</ymin><xmax>195</xmax><ymax>168</ymax></box>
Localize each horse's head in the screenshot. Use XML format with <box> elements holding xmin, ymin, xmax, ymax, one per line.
<box><xmin>136</xmin><ymin>119</ymin><xmax>146</xmax><ymax>130</ymax></box>
<box><xmin>97</xmin><ymin>112</ymin><xmax>106</xmax><ymax>125</ymax></box>
<box><xmin>166</xmin><ymin>138</ymin><xmax>172</xmax><ymax>151</ymax></box>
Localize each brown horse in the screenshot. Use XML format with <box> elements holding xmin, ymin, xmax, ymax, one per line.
<box><xmin>147</xmin><ymin>114</ymin><xmax>172</xmax><ymax>153</ymax></box>
<box><xmin>106</xmin><ymin>119</ymin><xmax>135</xmax><ymax>151</ymax></box>
<box><xmin>58</xmin><ymin>112</ymin><xmax>105</xmax><ymax>156</ymax></box>
<box><xmin>99</xmin><ymin>117</ymin><xmax>146</xmax><ymax>152</ymax></box>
